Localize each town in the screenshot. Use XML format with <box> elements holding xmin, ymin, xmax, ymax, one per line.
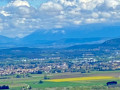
<box><xmin>0</xmin><ymin>57</ymin><xmax>120</xmax><ymax>76</ymax></box>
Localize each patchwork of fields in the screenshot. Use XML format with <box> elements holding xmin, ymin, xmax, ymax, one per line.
<box><xmin>0</xmin><ymin>71</ymin><xmax>120</xmax><ymax>90</ymax></box>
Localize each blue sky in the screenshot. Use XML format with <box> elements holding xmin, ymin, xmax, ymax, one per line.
<box><xmin>0</xmin><ymin>0</ymin><xmax>120</xmax><ymax>38</ymax></box>
<box><xmin>0</xmin><ymin>1</ymin><xmax>8</xmax><ymax>6</ymax></box>
<box><xmin>0</xmin><ymin>0</ymin><xmax>48</xmax><ymax>7</ymax></box>
<box><xmin>28</xmin><ymin>0</ymin><xmax>48</xmax><ymax>8</ymax></box>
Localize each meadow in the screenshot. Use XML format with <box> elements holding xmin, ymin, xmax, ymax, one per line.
<box><xmin>0</xmin><ymin>70</ymin><xmax>120</xmax><ymax>90</ymax></box>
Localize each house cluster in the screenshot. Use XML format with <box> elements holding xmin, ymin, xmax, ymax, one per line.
<box><xmin>0</xmin><ymin>68</ymin><xmax>39</xmax><ymax>75</ymax></box>
<box><xmin>0</xmin><ymin>59</ymin><xmax>120</xmax><ymax>75</ymax></box>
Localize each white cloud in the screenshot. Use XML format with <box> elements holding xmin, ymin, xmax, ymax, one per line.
<box><xmin>39</xmin><ymin>1</ymin><xmax>63</xmax><ymax>17</ymax></box>
<box><xmin>0</xmin><ymin>0</ymin><xmax>120</xmax><ymax>37</ymax></box>
<box><xmin>73</xmin><ymin>20</ymin><xmax>82</xmax><ymax>25</ymax></box>
<box><xmin>8</xmin><ymin>0</ymin><xmax>30</xmax><ymax>7</ymax></box>
<box><xmin>0</xmin><ymin>11</ymin><xmax>11</xmax><ymax>16</ymax></box>
<box><xmin>100</xmin><ymin>12</ymin><xmax>111</xmax><ymax>18</ymax></box>
<box><xmin>59</xmin><ymin>0</ymin><xmax>76</xmax><ymax>6</ymax></box>
<box><xmin>91</xmin><ymin>13</ymin><xmax>99</xmax><ymax>18</ymax></box>
<box><xmin>78</xmin><ymin>0</ymin><xmax>104</xmax><ymax>10</ymax></box>
<box><xmin>105</xmin><ymin>0</ymin><xmax>119</xmax><ymax>9</ymax></box>
<box><xmin>40</xmin><ymin>1</ymin><xmax>63</xmax><ymax>11</ymax></box>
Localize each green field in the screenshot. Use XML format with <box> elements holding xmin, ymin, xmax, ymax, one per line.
<box><xmin>0</xmin><ymin>70</ymin><xmax>120</xmax><ymax>90</ymax></box>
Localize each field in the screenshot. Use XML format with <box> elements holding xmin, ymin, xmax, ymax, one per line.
<box><xmin>45</xmin><ymin>76</ymin><xmax>114</xmax><ymax>82</ymax></box>
<box><xmin>0</xmin><ymin>70</ymin><xmax>120</xmax><ymax>90</ymax></box>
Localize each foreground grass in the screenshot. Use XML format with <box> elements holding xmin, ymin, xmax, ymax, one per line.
<box><xmin>0</xmin><ymin>70</ymin><xmax>120</xmax><ymax>90</ymax></box>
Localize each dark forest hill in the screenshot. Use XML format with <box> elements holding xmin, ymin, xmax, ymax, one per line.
<box><xmin>102</xmin><ymin>38</ymin><xmax>120</xmax><ymax>46</ymax></box>
<box><xmin>68</xmin><ymin>38</ymin><xmax>120</xmax><ymax>50</ymax></box>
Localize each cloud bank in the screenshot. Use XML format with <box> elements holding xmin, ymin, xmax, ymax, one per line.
<box><xmin>0</xmin><ymin>0</ymin><xmax>120</xmax><ymax>37</ymax></box>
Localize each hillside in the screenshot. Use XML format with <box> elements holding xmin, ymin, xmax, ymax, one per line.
<box><xmin>68</xmin><ymin>38</ymin><xmax>120</xmax><ymax>50</ymax></box>
<box><xmin>102</xmin><ymin>38</ymin><xmax>120</xmax><ymax>46</ymax></box>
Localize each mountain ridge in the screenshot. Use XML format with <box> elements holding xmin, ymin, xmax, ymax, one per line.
<box><xmin>68</xmin><ymin>37</ymin><xmax>120</xmax><ymax>50</ymax></box>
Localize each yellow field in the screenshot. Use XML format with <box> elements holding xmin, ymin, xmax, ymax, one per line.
<box><xmin>46</xmin><ymin>76</ymin><xmax>114</xmax><ymax>82</ymax></box>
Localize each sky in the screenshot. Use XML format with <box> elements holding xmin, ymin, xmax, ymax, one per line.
<box><xmin>0</xmin><ymin>0</ymin><xmax>120</xmax><ymax>38</ymax></box>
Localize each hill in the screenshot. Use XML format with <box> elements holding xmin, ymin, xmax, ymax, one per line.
<box><xmin>68</xmin><ymin>38</ymin><xmax>120</xmax><ymax>50</ymax></box>
<box><xmin>102</xmin><ymin>38</ymin><xmax>120</xmax><ymax>46</ymax></box>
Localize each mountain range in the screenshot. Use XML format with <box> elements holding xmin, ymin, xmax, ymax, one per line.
<box><xmin>0</xmin><ymin>29</ymin><xmax>110</xmax><ymax>48</ymax></box>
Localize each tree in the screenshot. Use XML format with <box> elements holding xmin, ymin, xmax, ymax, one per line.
<box><xmin>37</xmin><ymin>70</ymin><xmax>42</xmax><ymax>74</ymax></box>
<box><xmin>28</xmin><ymin>86</ymin><xmax>32</xmax><ymax>90</ymax></box>
<box><xmin>0</xmin><ymin>85</ymin><xmax>9</xmax><ymax>89</ymax></box>
<box><xmin>26</xmin><ymin>74</ymin><xmax>31</xmax><ymax>77</ymax></box>
<box><xmin>16</xmin><ymin>75</ymin><xmax>22</xmax><ymax>78</ymax></box>
<box><xmin>44</xmin><ymin>74</ymin><xmax>49</xmax><ymax>79</ymax></box>
<box><xmin>39</xmin><ymin>80</ymin><xmax>43</xmax><ymax>84</ymax></box>
<box><xmin>80</xmin><ymin>68</ymin><xmax>86</xmax><ymax>73</ymax></box>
